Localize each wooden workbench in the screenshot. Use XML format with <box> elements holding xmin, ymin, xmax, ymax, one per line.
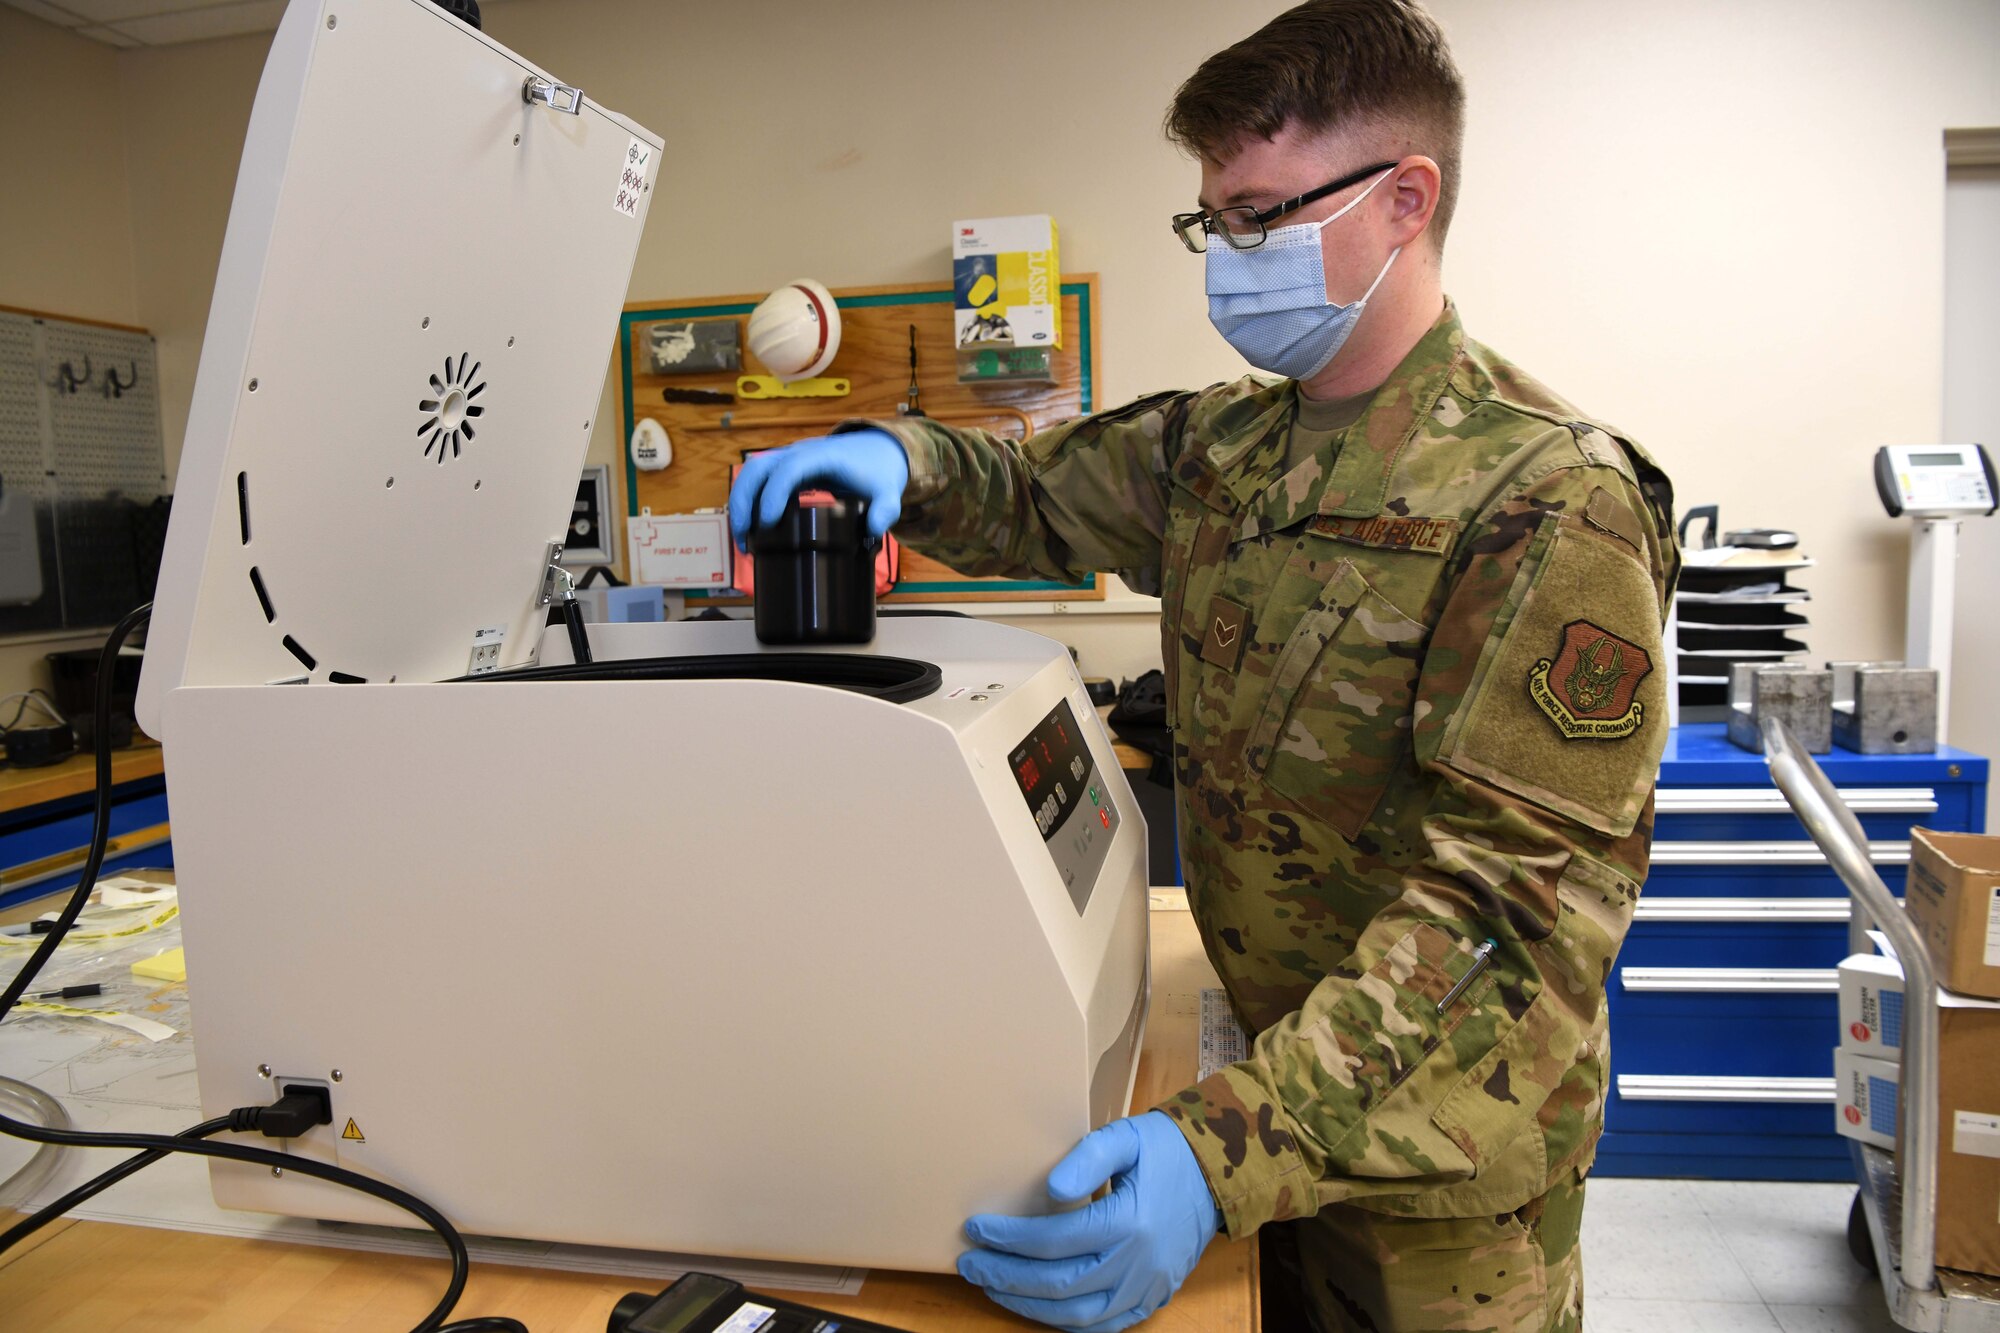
<box><xmin>0</xmin><ymin>744</ymin><xmax>163</xmax><ymax>817</ymax></box>
<box><xmin>0</xmin><ymin>897</ymin><xmax>1255</xmax><ymax>1332</ymax></box>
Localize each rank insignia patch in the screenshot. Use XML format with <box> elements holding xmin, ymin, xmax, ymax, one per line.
<box><xmin>1529</xmin><ymin>619</ymin><xmax>1653</xmax><ymax>739</ymax></box>
<box><xmin>1201</xmin><ymin>595</ymin><xmax>1250</xmax><ymax>670</ymax></box>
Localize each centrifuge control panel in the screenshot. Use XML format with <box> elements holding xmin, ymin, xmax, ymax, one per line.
<box><xmin>1009</xmin><ymin>698</ymin><xmax>1120</xmax><ymax>913</ymax></box>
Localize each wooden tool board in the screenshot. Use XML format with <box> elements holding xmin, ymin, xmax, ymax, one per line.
<box><xmin>617</xmin><ymin>276</ymin><xmax>1101</xmax><ymax>602</ymax></box>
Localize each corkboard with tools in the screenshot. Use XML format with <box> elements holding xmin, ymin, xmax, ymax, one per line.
<box><xmin>617</xmin><ymin>276</ymin><xmax>1101</xmax><ymax>603</ymax></box>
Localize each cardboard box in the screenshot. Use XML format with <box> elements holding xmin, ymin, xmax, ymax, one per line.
<box><xmin>1839</xmin><ymin>953</ymin><xmax>1907</xmax><ymax>1057</ymax></box>
<box><xmin>1834</xmin><ymin>1047</ymin><xmax>1899</xmax><ymax>1150</ymax></box>
<box><xmin>1935</xmin><ymin>986</ymin><xmax>2000</xmax><ymax>1277</ymax></box>
<box><xmin>1907</xmin><ymin>828</ymin><xmax>2000</xmax><ymax>1000</ymax></box>
<box><xmin>1840</xmin><ymin>948</ymin><xmax>2000</xmax><ymax>1277</ymax></box>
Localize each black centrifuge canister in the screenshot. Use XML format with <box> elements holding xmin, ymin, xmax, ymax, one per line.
<box><xmin>749</xmin><ymin>495</ymin><xmax>878</xmax><ymax>645</ymax></box>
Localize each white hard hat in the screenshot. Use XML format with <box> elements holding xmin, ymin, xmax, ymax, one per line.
<box><xmin>747</xmin><ymin>279</ymin><xmax>841</xmax><ymax>383</ymax></box>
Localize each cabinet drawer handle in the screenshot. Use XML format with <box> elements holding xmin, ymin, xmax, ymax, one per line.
<box><xmin>1633</xmin><ymin>898</ymin><xmax>1850</xmax><ymax>923</ymax></box>
<box><xmin>1616</xmin><ymin>1074</ymin><xmax>1836</xmax><ymax>1103</ymax></box>
<box><xmin>1657</xmin><ymin>787</ymin><xmax>1937</xmax><ymax>816</ymax></box>
<box><xmin>1650</xmin><ymin>840</ymin><xmax>1910</xmax><ymax>867</ymax></box>
<box><xmin>1619</xmin><ymin>966</ymin><xmax>1838</xmax><ymax>992</ymax></box>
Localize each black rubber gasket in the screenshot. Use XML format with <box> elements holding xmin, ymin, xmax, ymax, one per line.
<box><xmin>455</xmin><ymin>652</ymin><xmax>941</xmax><ymax>704</ymax></box>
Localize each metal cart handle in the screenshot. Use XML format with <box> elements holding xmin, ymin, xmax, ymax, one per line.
<box><xmin>1761</xmin><ymin>716</ymin><xmax>1940</xmax><ymax>1293</ymax></box>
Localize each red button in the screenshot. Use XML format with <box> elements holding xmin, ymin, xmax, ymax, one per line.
<box><xmin>1099</xmin><ymin>808</ymin><xmax>1111</xmax><ymax>829</ymax></box>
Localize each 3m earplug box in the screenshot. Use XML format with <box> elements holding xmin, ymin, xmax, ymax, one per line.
<box><xmin>1907</xmin><ymin>828</ymin><xmax>2000</xmax><ymax>1000</ymax></box>
<box><xmin>1838</xmin><ymin>953</ymin><xmax>1906</xmax><ymax>1056</ymax></box>
<box><xmin>1833</xmin><ymin>1047</ymin><xmax>1899</xmax><ymax>1150</ymax></box>
<box><xmin>952</xmin><ymin>215</ymin><xmax>1060</xmax><ymax>383</ymax></box>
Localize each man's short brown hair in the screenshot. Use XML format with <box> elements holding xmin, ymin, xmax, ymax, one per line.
<box><xmin>1166</xmin><ymin>0</ymin><xmax>1466</xmax><ymax>246</ymax></box>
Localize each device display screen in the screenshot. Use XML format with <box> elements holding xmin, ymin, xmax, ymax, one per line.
<box><xmin>1011</xmin><ymin>699</ymin><xmax>1091</xmax><ymax>841</ymax></box>
<box><xmin>1910</xmin><ymin>451</ymin><xmax>1965</xmax><ymax>467</ymax></box>
<box><xmin>638</xmin><ymin>1273</ymin><xmax>734</xmax><ymax>1333</ymax></box>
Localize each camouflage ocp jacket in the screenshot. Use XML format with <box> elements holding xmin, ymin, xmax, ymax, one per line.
<box><xmin>863</xmin><ymin>303</ymin><xmax>1678</xmax><ymax>1237</ymax></box>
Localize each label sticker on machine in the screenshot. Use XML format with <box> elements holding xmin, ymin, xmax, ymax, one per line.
<box><xmin>615</xmin><ymin>136</ymin><xmax>651</xmax><ymax>218</ymax></box>
<box><xmin>713</xmin><ymin>1305</ymin><xmax>777</xmax><ymax>1333</ymax></box>
<box><xmin>1955</xmin><ymin>1111</ymin><xmax>2000</xmax><ymax>1160</ymax></box>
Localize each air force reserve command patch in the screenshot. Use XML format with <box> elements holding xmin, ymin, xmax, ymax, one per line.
<box><xmin>1531</xmin><ymin>620</ymin><xmax>1653</xmax><ymax>739</ymax></box>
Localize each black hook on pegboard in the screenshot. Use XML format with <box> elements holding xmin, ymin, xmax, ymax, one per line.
<box><xmin>103</xmin><ymin>361</ymin><xmax>138</xmax><ymax>399</ymax></box>
<box><xmin>52</xmin><ymin>354</ymin><xmax>93</xmax><ymax>395</ymax></box>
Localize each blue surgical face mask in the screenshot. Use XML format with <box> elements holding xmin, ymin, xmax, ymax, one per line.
<box><xmin>1205</xmin><ymin>167</ymin><xmax>1399</xmax><ymax>381</ymax></box>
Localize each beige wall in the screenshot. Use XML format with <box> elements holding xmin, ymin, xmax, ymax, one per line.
<box><xmin>6</xmin><ymin>0</ymin><xmax>2000</xmax><ymax>720</ymax></box>
<box><xmin>117</xmin><ymin>32</ymin><xmax>268</xmax><ymax>496</ymax></box>
<box><xmin>1438</xmin><ymin>0</ymin><xmax>1999</xmax><ymax>674</ymax></box>
<box><xmin>0</xmin><ymin>8</ymin><xmax>147</xmax><ymax>698</ymax></box>
<box><xmin>0</xmin><ymin>9</ymin><xmax>139</xmax><ymax>324</ymax></box>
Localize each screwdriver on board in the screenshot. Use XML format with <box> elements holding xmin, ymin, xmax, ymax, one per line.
<box><xmin>901</xmin><ymin>324</ymin><xmax>925</xmax><ymax>418</ymax></box>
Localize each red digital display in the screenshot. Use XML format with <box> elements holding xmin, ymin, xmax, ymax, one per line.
<box><xmin>1010</xmin><ymin>700</ymin><xmax>1095</xmax><ymax>842</ymax></box>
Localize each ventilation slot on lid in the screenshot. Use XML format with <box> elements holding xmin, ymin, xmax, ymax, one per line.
<box><xmin>249</xmin><ymin>567</ymin><xmax>275</xmax><ymax>623</ymax></box>
<box><xmin>418</xmin><ymin>353</ymin><xmax>487</xmax><ymax>463</ymax></box>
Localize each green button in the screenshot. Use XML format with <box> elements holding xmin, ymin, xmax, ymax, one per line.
<box><xmin>1089</xmin><ymin>786</ymin><xmax>1100</xmax><ymax>805</ymax></box>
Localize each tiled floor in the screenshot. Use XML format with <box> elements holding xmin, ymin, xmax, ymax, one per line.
<box><xmin>1583</xmin><ymin>1179</ymin><xmax>1899</xmax><ymax>1332</ymax></box>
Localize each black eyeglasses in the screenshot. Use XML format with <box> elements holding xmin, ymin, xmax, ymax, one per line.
<box><xmin>1172</xmin><ymin>160</ymin><xmax>1399</xmax><ymax>253</ymax></box>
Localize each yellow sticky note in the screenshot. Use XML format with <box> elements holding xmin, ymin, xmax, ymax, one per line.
<box><xmin>132</xmin><ymin>947</ymin><xmax>186</xmax><ymax>982</ymax></box>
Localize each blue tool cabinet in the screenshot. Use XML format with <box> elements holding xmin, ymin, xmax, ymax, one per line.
<box><xmin>1596</xmin><ymin>722</ymin><xmax>1989</xmax><ymax>1181</ymax></box>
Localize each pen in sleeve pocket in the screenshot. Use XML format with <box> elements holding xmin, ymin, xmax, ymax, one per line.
<box><xmin>1437</xmin><ymin>939</ymin><xmax>1498</xmax><ymax>1014</ymax></box>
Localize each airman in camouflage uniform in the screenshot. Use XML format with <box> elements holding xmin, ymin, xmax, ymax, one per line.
<box><xmin>862</xmin><ymin>300</ymin><xmax>1678</xmax><ymax>1330</ymax></box>
<box><xmin>724</xmin><ymin>1</ymin><xmax>1681</xmax><ymax>1325</ymax></box>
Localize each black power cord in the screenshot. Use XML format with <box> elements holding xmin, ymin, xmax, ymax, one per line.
<box><xmin>0</xmin><ymin>604</ymin><xmax>153</xmax><ymax>1024</ymax></box>
<box><xmin>0</xmin><ymin>604</ymin><xmax>526</xmax><ymax>1333</ymax></box>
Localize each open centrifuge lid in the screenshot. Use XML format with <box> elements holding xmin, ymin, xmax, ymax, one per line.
<box><xmin>138</xmin><ymin>0</ymin><xmax>660</xmax><ymax>734</ymax></box>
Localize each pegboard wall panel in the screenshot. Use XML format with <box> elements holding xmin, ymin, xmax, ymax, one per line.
<box><xmin>0</xmin><ymin>315</ymin><xmax>42</xmax><ymax>492</ymax></box>
<box><xmin>0</xmin><ymin>307</ymin><xmax>170</xmax><ymax>636</ymax></box>
<box><xmin>41</xmin><ymin>321</ymin><xmax>167</xmax><ymax>502</ymax></box>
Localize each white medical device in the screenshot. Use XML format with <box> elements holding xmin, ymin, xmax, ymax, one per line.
<box><xmin>136</xmin><ymin>0</ymin><xmax>1148</xmax><ymax>1274</ymax></box>
<box><xmin>1874</xmin><ymin>443</ymin><xmax>1996</xmax><ymax>745</ymax></box>
<box><xmin>1874</xmin><ymin>444</ymin><xmax>1997</xmax><ymax>520</ymax></box>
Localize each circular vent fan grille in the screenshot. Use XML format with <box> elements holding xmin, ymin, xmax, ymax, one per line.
<box><xmin>417</xmin><ymin>353</ymin><xmax>486</xmax><ymax>463</ymax></box>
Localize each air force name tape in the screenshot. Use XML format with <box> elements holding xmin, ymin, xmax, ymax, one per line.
<box><xmin>1311</xmin><ymin>514</ymin><xmax>1459</xmax><ymax>556</ymax></box>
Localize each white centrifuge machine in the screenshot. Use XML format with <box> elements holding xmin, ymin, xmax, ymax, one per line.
<box><xmin>135</xmin><ymin>0</ymin><xmax>1149</xmax><ymax>1273</ymax></box>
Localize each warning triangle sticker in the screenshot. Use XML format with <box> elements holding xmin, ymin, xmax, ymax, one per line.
<box><xmin>340</xmin><ymin>1117</ymin><xmax>365</xmax><ymax>1143</ymax></box>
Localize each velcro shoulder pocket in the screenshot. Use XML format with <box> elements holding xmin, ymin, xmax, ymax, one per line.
<box><xmin>1435</xmin><ymin>517</ymin><xmax>1667</xmax><ymax>836</ymax></box>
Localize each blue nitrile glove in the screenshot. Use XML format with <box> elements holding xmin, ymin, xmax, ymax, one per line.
<box><xmin>726</xmin><ymin>427</ymin><xmax>909</xmax><ymax>549</ymax></box>
<box><xmin>957</xmin><ymin>1112</ymin><xmax>1223</xmax><ymax>1332</ymax></box>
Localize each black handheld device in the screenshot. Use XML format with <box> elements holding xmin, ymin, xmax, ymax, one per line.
<box><xmin>608</xmin><ymin>1272</ymin><xmax>916</xmax><ymax>1333</ymax></box>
